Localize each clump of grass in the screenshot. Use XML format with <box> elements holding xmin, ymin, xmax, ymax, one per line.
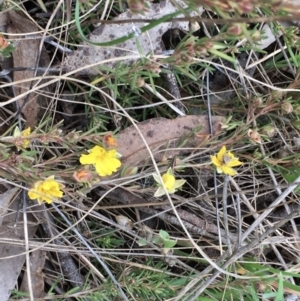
<box><xmin>2</xmin><ymin>0</ymin><xmax>300</xmax><ymax>300</ymax></box>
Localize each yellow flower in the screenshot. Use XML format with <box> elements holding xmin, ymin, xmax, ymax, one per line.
<box><xmin>21</xmin><ymin>127</ymin><xmax>31</xmax><ymax>148</ymax></box>
<box><xmin>79</xmin><ymin>145</ymin><xmax>121</xmax><ymax>177</ymax></box>
<box><xmin>28</xmin><ymin>176</ymin><xmax>64</xmax><ymax>205</ymax></box>
<box><xmin>13</xmin><ymin>126</ymin><xmax>31</xmax><ymax>149</ymax></box>
<box><xmin>210</xmin><ymin>146</ymin><xmax>242</xmax><ymax>176</ymax></box>
<box><xmin>153</xmin><ymin>168</ymin><xmax>186</xmax><ymax>197</ymax></box>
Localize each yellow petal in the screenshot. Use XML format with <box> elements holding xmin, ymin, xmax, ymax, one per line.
<box><xmin>162</xmin><ymin>174</ymin><xmax>175</xmax><ymax>190</ymax></box>
<box><xmin>28</xmin><ymin>176</ymin><xmax>63</xmax><ymax>204</ymax></box>
<box><xmin>80</xmin><ymin>153</ymin><xmax>97</xmax><ymax>165</ymax></box>
<box><xmin>107</xmin><ymin>149</ymin><xmax>118</xmax><ymax>158</ymax></box>
<box><xmin>28</xmin><ymin>190</ymin><xmax>39</xmax><ymax>200</ymax></box>
<box><xmin>95</xmin><ymin>159</ymin><xmax>121</xmax><ymax>176</ymax></box>
<box><xmin>217</xmin><ymin>146</ymin><xmax>226</xmax><ymax>162</ymax></box>
<box><xmin>22</xmin><ymin>127</ymin><xmax>31</xmax><ymax>136</ymax></box>
<box><xmin>216</xmin><ymin>167</ymin><xmax>223</xmax><ymax>174</ymax></box>
<box><xmin>108</xmin><ymin>158</ymin><xmax>121</xmax><ymax>170</ymax></box>
<box><xmin>227</xmin><ymin>159</ymin><xmax>242</xmax><ymax>167</ymax></box>
<box><xmin>95</xmin><ymin>163</ymin><xmax>109</xmax><ymax>177</ymax></box>
<box><xmin>167</xmin><ymin>187</ymin><xmax>176</xmax><ymax>194</ymax></box>
<box><xmin>89</xmin><ymin>145</ymin><xmax>105</xmax><ymax>154</ymax></box>
<box><xmin>41</xmin><ymin>196</ymin><xmax>53</xmax><ymax>204</ymax></box>
<box><xmin>50</xmin><ymin>188</ymin><xmax>63</xmax><ymax>198</ymax></box>
<box><xmin>211</xmin><ymin>155</ymin><xmax>222</xmax><ymax>167</ymax></box>
<box><xmin>222</xmin><ymin>166</ymin><xmax>237</xmax><ymax>176</ymax></box>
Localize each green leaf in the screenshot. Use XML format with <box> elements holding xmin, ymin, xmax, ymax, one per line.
<box><xmin>136</xmin><ymin>238</ymin><xmax>148</xmax><ymax>246</ymax></box>
<box><xmin>159</xmin><ymin>229</ymin><xmax>170</xmax><ymax>240</ymax></box>
<box><xmin>164</xmin><ymin>239</ymin><xmax>177</xmax><ymax>248</ymax></box>
<box><xmin>291</xmin><ymin>119</ymin><xmax>300</xmax><ymax>130</ymax></box>
<box><xmin>0</xmin><ymin>44</ymin><xmax>15</xmax><ymax>58</ymax></box>
<box><xmin>274</xmin><ymin>273</ymin><xmax>283</xmax><ymax>301</ymax></box>
<box><xmin>281</xmin><ymin>166</ymin><xmax>300</xmax><ymax>194</ymax></box>
<box><xmin>152</xmin><ymin>235</ymin><xmax>163</xmax><ymax>245</ymax></box>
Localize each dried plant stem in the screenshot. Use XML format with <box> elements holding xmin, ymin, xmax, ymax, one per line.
<box><xmin>51</xmin><ymin>203</ymin><xmax>129</xmax><ymax>301</ymax></box>
<box><xmin>187</xmin><ymin>206</ymin><xmax>300</xmax><ymax>301</ymax></box>
<box><xmin>222</xmin><ymin>175</ymin><xmax>232</xmax><ymax>255</ymax></box>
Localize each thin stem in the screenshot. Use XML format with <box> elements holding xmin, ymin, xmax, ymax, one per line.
<box><xmin>52</xmin><ymin>203</ymin><xmax>129</xmax><ymax>301</ymax></box>
<box><xmin>222</xmin><ymin>175</ymin><xmax>232</xmax><ymax>255</ymax></box>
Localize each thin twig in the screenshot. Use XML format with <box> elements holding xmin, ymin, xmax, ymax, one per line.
<box><xmin>222</xmin><ymin>175</ymin><xmax>232</xmax><ymax>255</ymax></box>
<box><xmin>51</xmin><ymin>203</ymin><xmax>130</xmax><ymax>301</ymax></box>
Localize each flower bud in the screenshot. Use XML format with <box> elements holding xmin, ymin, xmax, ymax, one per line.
<box><xmin>205</xmin><ymin>42</ymin><xmax>214</xmax><ymax>50</ymax></box>
<box><xmin>251</xmin><ymin>31</ymin><xmax>262</xmax><ymax>43</ymax></box>
<box><xmin>0</xmin><ymin>35</ymin><xmax>9</xmax><ymax>50</ymax></box>
<box><xmin>248</xmin><ymin>129</ymin><xmax>262</xmax><ymax>144</ymax></box>
<box><xmin>193</xmin><ymin>45</ymin><xmax>208</xmax><ymax>56</ymax></box>
<box><xmin>135</xmin><ymin>77</ymin><xmax>145</xmax><ymax>87</ymax></box>
<box><xmin>227</xmin><ymin>24</ymin><xmax>243</xmax><ymax>36</ymax></box>
<box><xmin>103</xmin><ymin>133</ymin><xmax>118</xmax><ymax>148</ymax></box>
<box><xmin>292</xmin><ymin>119</ymin><xmax>300</xmax><ymax>130</ymax></box>
<box><xmin>121</xmin><ymin>166</ymin><xmax>138</xmax><ymax>177</ymax></box>
<box><xmin>238</xmin><ymin>2</ymin><xmax>253</xmax><ymax>13</ymax></box>
<box><xmin>281</xmin><ymin>102</ymin><xmax>293</xmax><ymax>114</ymax></box>
<box><xmin>127</xmin><ymin>0</ymin><xmax>149</xmax><ymax>14</ymax></box>
<box><xmin>261</xmin><ymin>125</ymin><xmax>276</xmax><ymax>138</ymax></box>
<box><xmin>252</xmin><ymin>97</ymin><xmax>263</xmax><ymax>107</ymax></box>
<box><xmin>294</xmin><ymin>105</ymin><xmax>300</xmax><ymax>115</ymax></box>
<box><xmin>145</xmin><ymin>62</ymin><xmax>161</xmax><ymax>74</ymax></box>
<box><xmin>73</xmin><ymin>168</ymin><xmax>93</xmax><ymax>183</ymax></box>
<box><xmin>271</xmin><ymin>90</ymin><xmax>283</xmax><ymax>100</ymax></box>
<box><xmin>180</xmin><ymin>53</ymin><xmax>193</xmax><ymax>64</ymax></box>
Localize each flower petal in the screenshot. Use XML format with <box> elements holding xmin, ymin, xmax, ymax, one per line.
<box><xmin>80</xmin><ymin>146</ymin><xmax>121</xmax><ymax>176</ymax></box>
<box><xmin>89</xmin><ymin>145</ymin><xmax>105</xmax><ymax>154</ymax></box>
<box><xmin>211</xmin><ymin>155</ymin><xmax>222</xmax><ymax>167</ymax></box>
<box><xmin>174</xmin><ymin>179</ymin><xmax>186</xmax><ymax>189</ymax></box>
<box><xmin>95</xmin><ymin>163</ymin><xmax>111</xmax><ymax>177</ymax></box>
<box><xmin>107</xmin><ymin>149</ymin><xmax>118</xmax><ymax>158</ymax></box>
<box><xmin>162</xmin><ymin>174</ymin><xmax>175</xmax><ymax>190</ymax></box>
<box><xmin>154</xmin><ymin>187</ymin><xmax>166</xmax><ymax>197</ymax></box>
<box><xmin>28</xmin><ymin>176</ymin><xmax>63</xmax><ymax>204</ymax></box>
<box><xmin>227</xmin><ymin>159</ymin><xmax>242</xmax><ymax>167</ymax></box>
<box><xmin>222</xmin><ymin>166</ymin><xmax>237</xmax><ymax>176</ymax></box>
<box><xmin>108</xmin><ymin>158</ymin><xmax>121</xmax><ymax>170</ymax></box>
<box><xmin>217</xmin><ymin>146</ymin><xmax>226</xmax><ymax>162</ymax></box>
<box><xmin>216</xmin><ymin>167</ymin><xmax>223</xmax><ymax>174</ymax></box>
<box><xmin>167</xmin><ymin>187</ymin><xmax>176</xmax><ymax>194</ymax></box>
<box><xmin>153</xmin><ymin>173</ymin><xmax>162</xmax><ymax>185</ymax></box>
<box><xmin>28</xmin><ymin>190</ymin><xmax>40</xmax><ymax>200</ymax></box>
<box><xmin>80</xmin><ymin>153</ymin><xmax>97</xmax><ymax>165</ymax></box>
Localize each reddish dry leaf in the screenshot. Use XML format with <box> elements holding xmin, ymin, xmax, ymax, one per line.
<box><xmin>117</xmin><ymin>115</ymin><xmax>225</xmax><ymax>166</ymax></box>
<box><xmin>20</xmin><ymin>250</ymin><xmax>46</xmax><ymax>298</ymax></box>
<box><xmin>7</xmin><ymin>10</ymin><xmax>50</xmax><ymax>128</ymax></box>
<box><xmin>0</xmin><ymin>189</ymin><xmax>39</xmax><ymax>300</ymax></box>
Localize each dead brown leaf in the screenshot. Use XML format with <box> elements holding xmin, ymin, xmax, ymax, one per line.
<box><xmin>7</xmin><ymin>10</ymin><xmax>50</xmax><ymax>128</ymax></box>
<box><xmin>117</xmin><ymin>115</ymin><xmax>225</xmax><ymax>166</ymax></box>
<box><xmin>0</xmin><ymin>189</ymin><xmax>39</xmax><ymax>301</ymax></box>
<box><xmin>20</xmin><ymin>250</ymin><xmax>46</xmax><ymax>298</ymax></box>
